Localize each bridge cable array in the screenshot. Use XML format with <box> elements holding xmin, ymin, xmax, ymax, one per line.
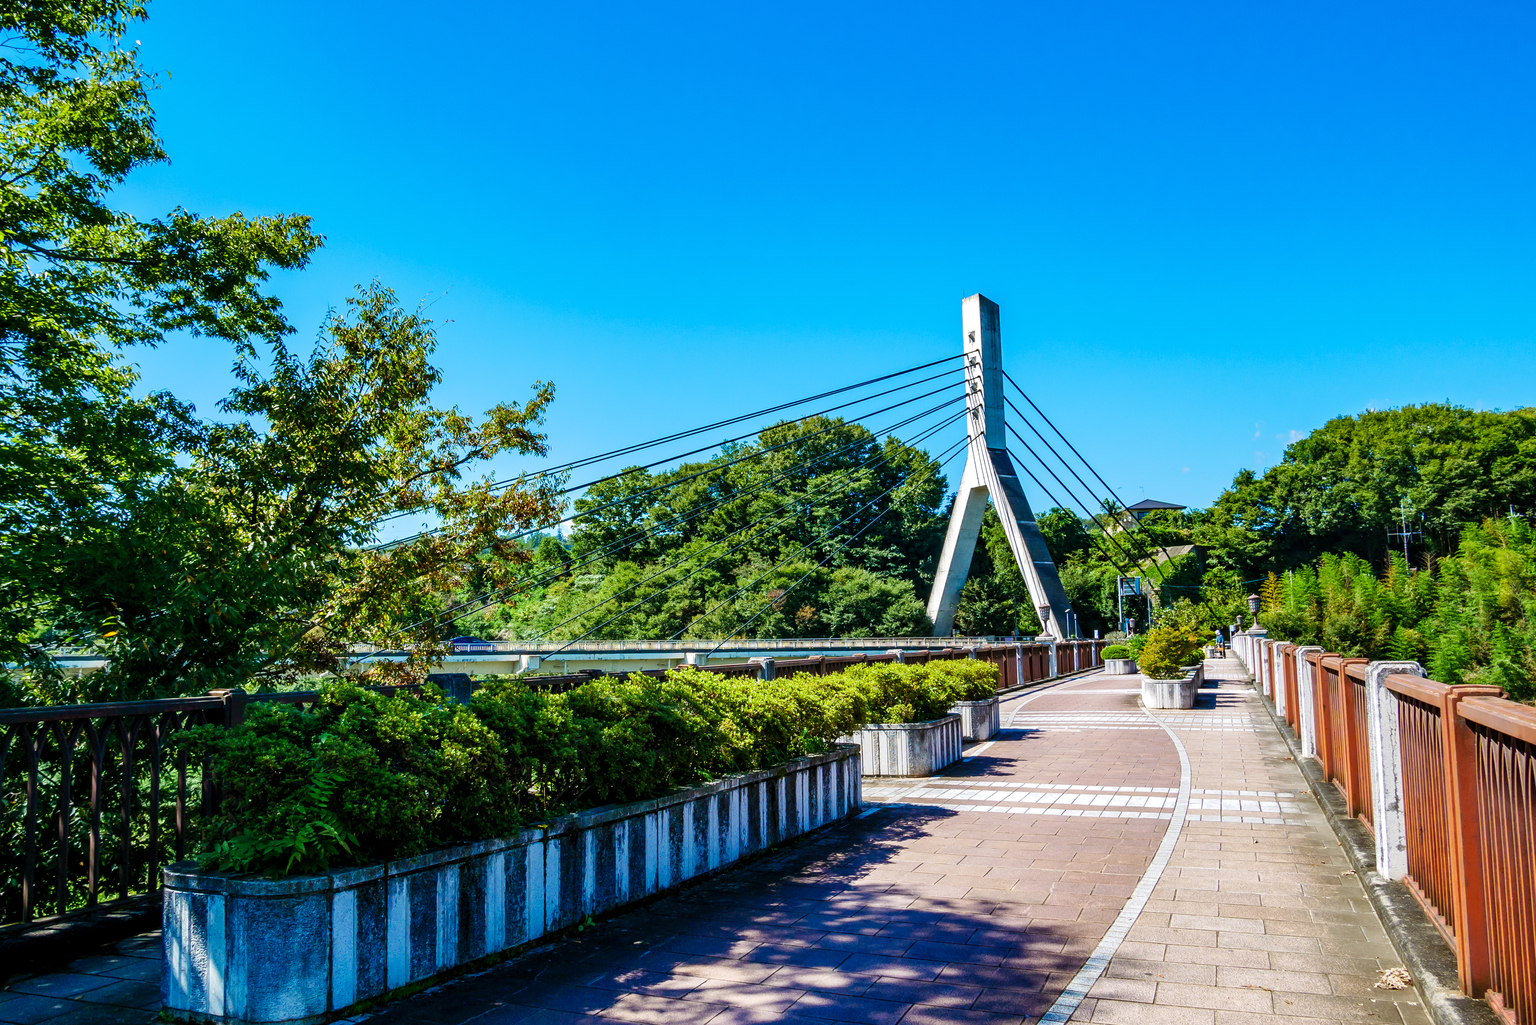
<box><xmin>352</xmin><ymin>367</ymin><xmax>970</xmax><ymax>658</ymax></box>
<box><xmin>1000</xmin><ymin>371</ymin><xmax>1174</xmax><ymax>585</ymax></box>
<box><xmin>529</xmin><ymin>412</ymin><xmax>969</xmax><ymax>653</ymax></box>
<box><xmin>373</xmin><ymin>359</ymin><xmax>967</xmax><ymax>552</ymax></box>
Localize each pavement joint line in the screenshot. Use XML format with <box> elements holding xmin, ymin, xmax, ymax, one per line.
<box><xmin>1001</xmin><ymin>671</ymin><xmax>1112</xmax><ymax>728</ymax></box>
<box><xmin>1036</xmin><ymin>698</ymin><xmax>1194</xmax><ymax>1025</ymax></box>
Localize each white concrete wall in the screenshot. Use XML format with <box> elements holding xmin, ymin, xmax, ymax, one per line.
<box><xmin>163</xmin><ymin>747</ymin><xmax>861</xmax><ymax>1025</ymax></box>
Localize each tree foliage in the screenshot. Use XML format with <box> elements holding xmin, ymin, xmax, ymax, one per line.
<box><xmin>1200</xmin><ymin>404</ymin><xmax>1536</xmax><ymax>577</ymax></box>
<box><xmin>462</xmin><ymin>416</ymin><xmax>948</xmax><ymax>642</ymax></box>
<box><xmin>1</xmin><ymin>4</ymin><xmax>563</xmax><ymax>704</ymax></box>
<box><xmin>1258</xmin><ymin>518</ymin><xmax>1536</xmax><ymax>701</ymax></box>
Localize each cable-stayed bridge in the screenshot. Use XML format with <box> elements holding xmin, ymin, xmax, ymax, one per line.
<box><xmin>345</xmin><ymin>292</ymin><xmax>1171</xmax><ymax>678</ymax></box>
<box><xmin>36</xmin><ymin>293</ymin><xmax>1172</xmax><ymax>680</ymax></box>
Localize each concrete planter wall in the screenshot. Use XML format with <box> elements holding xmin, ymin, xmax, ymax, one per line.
<box><xmin>1103</xmin><ymin>658</ymin><xmax>1137</xmax><ymax>675</ymax></box>
<box><xmin>162</xmin><ymin>746</ymin><xmax>861</xmax><ymax>1025</ymax></box>
<box><xmin>950</xmin><ymin>696</ymin><xmax>1000</xmax><ymax>742</ymax></box>
<box><xmin>1142</xmin><ymin>668</ymin><xmax>1199</xmax><ymax>709</ymax></box>
<box><xmin>843</xmin><ymin>714</ymin><xmax>963</xmax><ymax>777</ymax></box>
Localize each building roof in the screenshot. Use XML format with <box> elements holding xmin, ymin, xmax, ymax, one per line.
<box><xmin>1125</xmin><ymin>499</ymin><xmax>1186</xmax><ymax>512</ymax></box>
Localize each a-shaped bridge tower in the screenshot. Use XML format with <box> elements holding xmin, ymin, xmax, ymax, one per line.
<box><xmin>925</xmin><ymin>294</ymin><xmax>1076</xmax><ymax>638</ymax></box>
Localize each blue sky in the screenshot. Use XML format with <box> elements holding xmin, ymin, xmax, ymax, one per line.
<box><xmin>121</xmin><ymin>0</ymin><xmax>1535</xmax><ymax>515</ymax></box>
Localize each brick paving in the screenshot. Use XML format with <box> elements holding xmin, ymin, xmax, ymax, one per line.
<box><xmin>1</xmin><ymin>660</ymin><xmax>1430</xmax><ymax>1025</ymax></box>
<box><xmin>364</xmin><ymin>660</ymin><xmax>1430</xmax><ymax>1025</ymax></box>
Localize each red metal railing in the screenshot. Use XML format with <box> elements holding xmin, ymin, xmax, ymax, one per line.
<box><xmin>1344</xmin><ymin>662</ymin><xmax>1376</xmax><ymax>828</ymax></box>
<box><xmin>1261</xmin><ymin>642</ymin><xmax>1535</xmax><ymax>1025</ymax></box>
<box><xmin>1385</xmin><ymin>673</ymin><xmax>1469</xmax><ymax>945</ymax></box>
<box><xmin>1279</xmin><ymin>644</ymin><xmax>1300</xmax><ymax>729</ymax></box>
<box><xmin>1456</xmin><ymin>696</ymin><xmax>1536</xmax><ymax>1025</ymax></box>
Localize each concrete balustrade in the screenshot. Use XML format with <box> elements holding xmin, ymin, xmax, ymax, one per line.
<box><xmin>162</xmin><ymin>746</ymin><xmax>861</xmax><ymax>1025</ymax></box>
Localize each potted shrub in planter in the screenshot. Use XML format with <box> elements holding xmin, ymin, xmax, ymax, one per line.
<box><xmin>1137</xmin><ymin>625</ymin><xmax>1202</xmax><ymax>708</ymax></box>
<box><xmin>1100</xmin><ymin>643</ymin><xmax>1136</xmax><ymax>676</ymax></box>
<box><xmin>836</xmin><ymin>661</ymin><xmax>998</xmax><ymax>776</ymax></box>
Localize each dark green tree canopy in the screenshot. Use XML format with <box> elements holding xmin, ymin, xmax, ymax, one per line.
<box><xmin>1200</xmin><ymin>404</ymin><xmax>1536</xmax><ymax>576</ymax></box>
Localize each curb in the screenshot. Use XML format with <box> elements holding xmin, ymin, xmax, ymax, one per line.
<box><xmin>1244</xmin><ymin>672</ymin><xmax>1501</xmax><ymax>1025</ymax></box>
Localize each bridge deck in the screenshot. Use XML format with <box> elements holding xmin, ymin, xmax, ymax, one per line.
<box><xmin>362</xmin><ymin>660</ymin><xmax>1429</xmax><ymax>1025</ymax></box>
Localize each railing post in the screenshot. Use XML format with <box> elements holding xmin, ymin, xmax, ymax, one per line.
<box><xmin>209</xmin><ymin>688</ymin><xmax>249</xmax><ymax>729</ymax></box>
<box><xmin>1445</xmin><ymin>691</ymin><xmax>1492</xmax><ymax>998</ymax></box>
<box><xmin>749</xmin><ymin>657</ymin><xmax>776</xmax><ymax>680</ymax></box>
<box><xmin>1273</xmin><ymin>644</ymin><xmax>1291</xmax><ymax>720</ymax></box>
<box><xmin>1293</xmin><ymin>646</ymin><xmax>1324</xmax><ymax>759</ymax></box>
<box><xmin>1047</xmin><ymin>640</ymin><xmax>1058</xmax><ymax>678</ymax></box>
<box><xmin>1364</xmin><ymin>661</ymin><xmax>1424</xmax><ymax>880</ymax></box>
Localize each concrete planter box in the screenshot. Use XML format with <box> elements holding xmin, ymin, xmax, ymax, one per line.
<box><xmin>162</xmin><ymin>746</ymin><xmax>861</xmax><ymax>1025</ymax></box>
<box><xmin>1142</xmin><ymin>669</ymin><xmax>1199</xmax><ymax>709</ymax></box>
<box><xmin>842</xmin><ymin>714</ymin><xmax>963</xmax><ymax>777</ymax></box>
<box><xmin>1103</xmin><ymin>658</ymin><xmax>1137</xmax><ymax>675</ymax></box>
<box><xmin>950</xmin><ymin>696</ymin><xmax>1000</xmax><ymax>742</ymax></box>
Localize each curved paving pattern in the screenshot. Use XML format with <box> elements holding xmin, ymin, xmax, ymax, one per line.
<box><xmin>351</xmin><ymin>661</ymin><xmax>1432</xmax><ymax>1025</ymax></box>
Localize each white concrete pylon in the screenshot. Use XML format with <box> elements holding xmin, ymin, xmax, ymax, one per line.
<box><xmin>925</xmin><ymin>294</ymin><xmax>1075</xmax><ymax>639</ymax></box>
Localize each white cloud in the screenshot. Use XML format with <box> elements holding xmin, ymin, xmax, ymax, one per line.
<box><xmin>1288</xmin><ymin>429</ymin><xmax>1305</xmax><ymax>443</ymax></box>
<box><xmin>1181</xmin><ymin>467</ymin><xmax>1190</xmax><ymax>473</ymax></box>
<box><xmin>1253</xmin><ymin>422</ymin><xmax>1263</xmax><ymax>439</ymax></box>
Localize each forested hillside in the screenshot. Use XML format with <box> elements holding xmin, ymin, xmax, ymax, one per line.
<box><xmin>1197</xmin><ymin>403</ymin><xmax>1536</xmax><ymax>701</ymax></box>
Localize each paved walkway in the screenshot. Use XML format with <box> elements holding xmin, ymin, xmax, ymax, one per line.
<box><xmin>0</xmin><ymin>931</ymin><xmax>161</xmax><ymax>1025</ymax></box>
<box><xmin>367</xmin><ymin>660</ymin><xmax>1429</xmax><ymax>1025</ymax></box>
<box><xmin>0</xmin><ymin>660</ymin><xmax>1428</xmax><ymax>1025</ymax></box>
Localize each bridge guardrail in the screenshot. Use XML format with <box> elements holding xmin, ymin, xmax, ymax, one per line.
<box><xmin>1235</xmin><ymin>633</ymin><xmax>1536</xmax><ymax>1024</ymax></box>
<box><xmin>0</xmin><ymin>684</ymin><xmax>419</xmax><ymax>931</ymax></box>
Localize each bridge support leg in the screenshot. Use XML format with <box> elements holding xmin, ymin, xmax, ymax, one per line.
<box><xmin>925</xmin><ymin>294</ymin><xmax>1076</xmax><ymax>639</ymax></box>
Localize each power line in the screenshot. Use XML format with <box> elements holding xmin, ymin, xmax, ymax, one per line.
<box><xmin>351</xmin><ymin>401</ymin><xmax>971</xmax><ymax>660</ymax></box>
<box><xmin>702</xmin><ymin>443</ymin><xmax>967</xmax><ymax>654</ymax></box>
<box><xmin>672</xmin><ymin>435</ymin><xmax>969</xmax><ymax>646</ymax></box>
<box><xmin>518</xmin><ymin>410</ymin><xmax>968</xmax><ymax>647</ymax></box>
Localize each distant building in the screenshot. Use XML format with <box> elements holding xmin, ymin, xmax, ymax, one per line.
<box><xmin>1124</xmin><ymin>499</ymin><xmax>1186</xmax><ymax>522</ymax></box>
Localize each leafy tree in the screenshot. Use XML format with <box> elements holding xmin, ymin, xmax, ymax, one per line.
<box><xmin>0</xmin><ymin>2</ymin><xmax>564</xmax><ymax>703</ymax></box>
<box><xmin>0</xmin><ymin>2</ymin><xmax>321</xmax><ymax>680</ymax></box>
<box><xmin>14</xmin><ymin>286</ymin><xmax>563</xmax><ymax>704</ymax></box>
<box><xmin>1257</xmin><ymin>519</ymin><xmax>1536</xmax><ymax>702</ymax></box>
<box><xmin>1201</xmin><ymin>404</ymin><xmax>1536</xmax><ymax>576</ymax></box>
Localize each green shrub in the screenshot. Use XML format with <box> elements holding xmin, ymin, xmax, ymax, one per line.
<box><xmin>1136</xmin><ymin>625</ymin><xmax>1201</xmax><ymax>680</ymax></box>
<box><xmin>1100</xmin><ymin>644</ymin><xmax>1131</xmax><ymax>660</ymax></box>
<box><xmin>1126</xmin><ymin>634</ymin><xmax>1147</xmax><ymax>659</ymax></box>
<box><xmin>192</xmin><ymin>658</ymin><xmax>999</xmax><ymax>877</ymax></box>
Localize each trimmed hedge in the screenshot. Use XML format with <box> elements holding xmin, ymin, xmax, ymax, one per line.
<box><xmin>191</xmin><ymin>659</ymin><xmax>997</xmax><ymax>877</ymax></box>
<box><xmin>1100</xmin><ymin>644</ymin><xmax>1131</xmax><ymax>660</ymax></box>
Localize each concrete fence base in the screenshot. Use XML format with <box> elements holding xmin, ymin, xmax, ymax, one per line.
<box><xmin>162</xmin><ymin>746</ymin><xmax>861</xmax><ymax>1025</ymax></box>
<box><xmin>950</xmin><ymin>696</ymin><xmax>1000</xmax><ymax>742</ymax></box>
<box><xmin>1103</xmin><ymin>658</ymin><xmax>1137</xmax><ymax>675</ymax></box>
<box><xmin>843</xmin><ymin>714</ymin><xmax>963</xmax><ymax>777</ymax></box>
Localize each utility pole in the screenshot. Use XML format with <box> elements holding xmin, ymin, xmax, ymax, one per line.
<box><xmin>1387</xmin><ymin>497</ymin><xmax>1421</xmax><ymax>565</ymax></box>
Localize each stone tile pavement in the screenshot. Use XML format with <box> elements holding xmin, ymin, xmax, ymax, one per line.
<box><xmin>3</xmin><ymin>659</ymin><xmax>1428</xmax><ymax>1025</ymax></box>
<box><xmin>0</xmin><ymin>931</ymin><xmax>161</xmax><ymax>1025</ymax></box>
